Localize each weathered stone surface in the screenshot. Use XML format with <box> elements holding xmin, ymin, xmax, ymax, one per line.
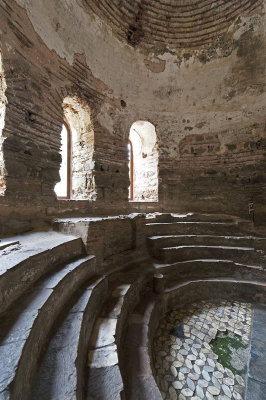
<box><xmin>30</xmin><ymin>277</ymin><xmax>107</xmax><ymax>400</ymax></box>
<box><xmin>90</xmin><ymin>318</ymin><xmax>117</xmax><ymax>347</ymax></box>
<box><xmin>86</xmin><ymin>364</ymin><xmax>123</xmax><ymax>400</ymax></box>
<box><xmin>153</xmin><ymin>299</ymin><xmax>254</xmax><ymax>400</ymax></box>
<box><xmin>0</xmin><ymin>0</ymin><xmax>266</xmax><ymax>397</ymax></box>
<box><xmin>0</xmin><ymin>232</ymin><xmax>84</xmax><ymax>314</ymax></box>
<box><xmin>0</xmin><ymin>253</ymin><xmax>97</xmax><ymax>400</ymax></box>
<box><xmin>0</xmin><ymin>0</ymin><xmax>265</xmax><ymax>227</ymax></box>
<box><xmin>207</xmin><ymin>386</ymin><xmax>221</xmax><ymax>396</ymax></box>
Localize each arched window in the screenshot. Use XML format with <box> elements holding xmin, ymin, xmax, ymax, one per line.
<box><xmin>128</xmin><ymin>140</ymin><xmax>133</xmax><ymax>200</ymax></box>
<box><xmin>55</xmin><ymin>96</ymin><xmax>96</xmax><ymax>200</ymax></box>
<box><xmin>54</xmin><ymin>123</ymin><xmax>71</xmax><ymax>199</ymax></box>
<box><xmin>129</xmin><ymin>121</ymin><xmax>158</xmax><ymax>202</ymax></box>
<box><xmin>0</xmin><ymin>52</ymin><xmax>7</xmax><ymax>196</ymax></box>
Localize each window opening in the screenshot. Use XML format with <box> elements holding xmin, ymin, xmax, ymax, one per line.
<box><xmin>128</xmin><ymin>140</ymin><xmax>133</xmax><ymax>200</ymax></box>
<box><xmin>129</xmin><ymin>121</ymin><xmax>158</xmax><ymax>202</ymax></box>
<box><xmin>54</xmin><ymin>123</ymin><xmax>71</xmax><ymax>198</ymax></box>
<box><xmin>55</xmin><ymin>96</ymin><xmax>96</xmax><ymax>200</ymax></box>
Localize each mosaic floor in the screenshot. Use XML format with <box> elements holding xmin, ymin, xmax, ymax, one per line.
<box><xmin>153</xmin><ymin>301</ymin><xmax>253</xmax><ymax>400</ymax></box>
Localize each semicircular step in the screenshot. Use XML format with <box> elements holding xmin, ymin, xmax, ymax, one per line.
<box><xmin>29</xmin><ymin>275</ymin><xmax>108</xmax><ymax>400</ymax></box>
<box><xmin>0</xmin><ymin>231</ymin><xmax>84</xmax><ymax>315</ymax></box>
<box><xmin>0</xmin><ymin>254</ymin><xmax>96</xmax><ymax>400</ymax></box>
<box><xmin>86</xmin><ymin>273</ymin><xmax>147</xmax><ymax>400</ymax></box>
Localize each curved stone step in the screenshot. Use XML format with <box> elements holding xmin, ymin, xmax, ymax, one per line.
<box><xmin>0</xmin><ymin>239</ymin><xmax>20</xmax><ymax>251</ymax></box>
<box><xmin>86</xmin><ymin>274</ymin><xmax>147</xmax><ymax>400</ymax></box>
<box><xmin>0</xmin><ymin>231</ymin><xmax>84</xmax><ymax>315</ymax></box>
<box><xmin>86</xmin><ymin>284</ymin><xmax>131</xmax><ymax>400</ymax></box>
<box><xmin>153</xmin><ymin>258</ymin><xmax>266</xmax><ymax>285</ymax></box>
<box><xmin>146</xmin><ymin>212</ymin><xmax>239</xmax><ymax>223</ymax></box>
<box><xmin>165</xmin><ymin>279</ymin><xmax>266</xmax><ymax>312</ymax></box>
<box><xmin>122</xmin><ymin>292</ymin><xmax>162</xmax><ymax>400</ymax></box>
<box><xmin>0</xmin><ymin>254</ymin><xmax>96</xmax><ymax>400</ymax></box>
<box><xmin>148</xmin><ymin>234</ymin><xmax>266</xmax><ymax>254</ymax></box>
<box><xmin>156</xmin><ymin>244</ymin><xmax>264</xmax><ymax>264</ymax></box>
<box><xmin>30</xmin><ymin>275</ymin><xmax>107</xmax><ymax>400</ymax></box>
<box><xmin>145</xmin><ymin>221</ymin><xmax>248</xmax><ymax>236</ymax></box>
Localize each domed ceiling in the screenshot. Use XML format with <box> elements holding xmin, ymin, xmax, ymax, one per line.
<box><xmin>85</xmin><ymin>0</ymin><xmax>263</xmax><ymax>50</ymax></box>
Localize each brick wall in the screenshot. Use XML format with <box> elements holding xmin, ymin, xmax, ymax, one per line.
<box><xmin>0</xmin><ymin>0</ymin><xmax>265</xmax><ymax>235</ymax></box>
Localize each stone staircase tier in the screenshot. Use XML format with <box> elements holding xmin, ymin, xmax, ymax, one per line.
<box><xmin>0</xmin><ymin>254</ymin><xmax>96</xmax><ymax>400</ymax></box>
<box><xmin>0</xmin><ymin>231</ymin><xmax>84</xmax><ymax>315</ymax></box>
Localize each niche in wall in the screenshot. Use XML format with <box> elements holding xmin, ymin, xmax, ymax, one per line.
<box><xmin>55</xmin><ymin>96</ymin><xmax>96</xmax><ymax>200</ymax></box>
<box><xmin>129</xmin><ymin>121</ymin><xmax>158</xmax><ymax>202</ymax></box>
<box><xmin>0</xmin><ymin>52</ymin><xmax>7</xmax><ymax>196</ymax></box>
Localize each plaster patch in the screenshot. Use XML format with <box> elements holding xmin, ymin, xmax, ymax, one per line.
<box><xmin>144</xmin><ymin>58</ymin><xmax>166</xmax><ymax>73</ymax></box>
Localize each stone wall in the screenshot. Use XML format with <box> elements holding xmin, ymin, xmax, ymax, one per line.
<box><xmin>0</xmin><ymin>0</ymin><xmax>265</xmax><ymax>235</ymax></box>
<box><xmin>52</xmin><ymin>213</ymin><xmax>148</xmax><ymax>272</ymax></box>
<box><xmin>161</xmin><ymin>124</ymin><xmax>266</xmax><ymax>220</ymax></box>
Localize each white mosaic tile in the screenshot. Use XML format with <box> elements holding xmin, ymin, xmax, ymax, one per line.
<box><xmin>153</xmin><ymin>301</ymin><xmax>252</xmax><ymax>400</ymax></box>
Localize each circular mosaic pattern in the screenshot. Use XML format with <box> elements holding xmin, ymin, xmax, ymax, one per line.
<box><xmin>153</xmin><ymin>300</ymin><xmax>252</xmax><ymax>399</ymax></box>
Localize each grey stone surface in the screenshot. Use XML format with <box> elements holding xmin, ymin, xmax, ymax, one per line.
<box><xmin>246</xmin><ymin>378</ymin><xmax>266</xmax><ymax>400</ymax></box>
<box><xmin>90</xmin><ymin>318</ymin><xmax>117</xmax><ymax>347</ymax></box>
<box><xmin>30</xmin><ymin>277</ymin><xmax>106</xmax><ymax>400</ymax></box>
<box><xmin>0</xmin><ymin>212</ymin><xmax>265</xmax><ymax>400</ymax></box>
<box><xmin>128</xmin><ymin>375</ymin><xmax>162</xmax><ymax>400</ymax></box>
<box><xmin>159</xmin><ymin>244</ymin><xmax>259</xmax><ymax>265</ymax></box>
<box><xmin>0</xmin><ymin>231</ymin><xmax>84</xmax><ymax>314</ymax></box>
<box><xmin>246</xmin><ymin>304</ymin><xmax>266</xmax><ymax>400</ymax></box>
<box><xmin>88</xmin><ymin>344</ymin><xmax>118</xmax><ymax>368</ymax></box>
<box><xmin>0</xmin><ymin>254</ymin><xmax>96</xmax><ymax>400</ymax></box>
<box><xmin>196</xmin><ymin>384</ymin><xmax>204</xmax><ymax>399</ymax></box>
<box><xmin>86</xmin><ymin>364</ymin><xmax>123</xmax><ymax>400</ymax></box>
